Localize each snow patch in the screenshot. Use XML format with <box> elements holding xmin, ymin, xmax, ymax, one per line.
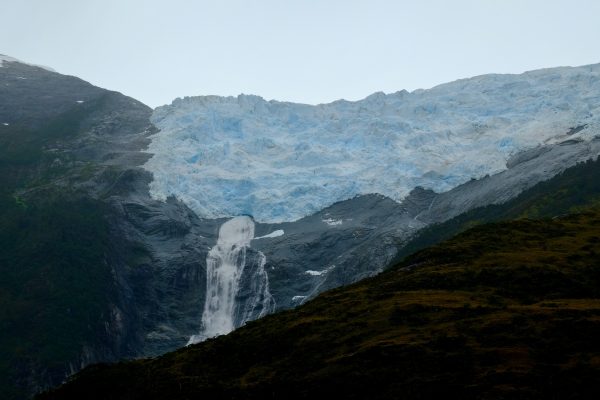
<box><xmin>2</xmin><ymin>123</ymin><xmax>9</xmax><ymax>126</ymax></box>
<box><xmin>305</xmin><ymin>266</ymin><xmax>334</xmax><ymax>276</ymax></box>
<box><xmin>292</xmin><ymin>295</ymin><xmax>307</xmax><ymax>302</ymax></box>
<box><xmin>254</xmin><ymin>229</ymin><xmax>284</xmax><ymax>240</ymax></box>
<box><xmin>76</xmin><ymin>100</ymin><xmax>85</xmax><ymax>104</ymax></box>
<box><xmin>322</xmin><ymin>218</ymin><xmax>343</xmax><ymax>226</ymax></box>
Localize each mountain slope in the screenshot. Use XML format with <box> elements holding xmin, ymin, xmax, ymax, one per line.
<box><xmin>39</xmin><ymin>208</ymin><xmax>600</xmax><ymax>399</ymax></box>
<box><xmin>395</xmin><ymin>155</ymin><xmax>600</xmax><ymax>263</ymax></box>
<box><xmin>0</xmin><ymin>56</ymin><xmax>157</xmax><ymax>399</ymax></box>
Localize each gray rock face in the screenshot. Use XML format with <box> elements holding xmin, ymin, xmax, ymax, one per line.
<box><xmin>115</xmin><ymin>201</ymin><xmax>218</xmax><ymax>355</ymax></box>
<box><xmin>252</xmin><ymin>194</ymin><xmax>416</xmax><ymax>308</ymax></box>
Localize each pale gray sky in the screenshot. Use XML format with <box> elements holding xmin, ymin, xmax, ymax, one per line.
<box><xmin>2</xmin><ymin>0</ymin><xmax>600</xmax><ymax>108</ymax></box>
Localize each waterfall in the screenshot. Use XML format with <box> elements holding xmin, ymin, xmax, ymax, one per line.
<box><xmin>188</xmin><ymin>216</ymin><xmax>275</xmax><ymax>344</ymax></box>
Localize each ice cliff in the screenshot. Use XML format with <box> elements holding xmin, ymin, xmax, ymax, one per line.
<box><xmin>144</xmin><ymin>64</ymin><xmax>600</xmax><ymax>222</ymax></box>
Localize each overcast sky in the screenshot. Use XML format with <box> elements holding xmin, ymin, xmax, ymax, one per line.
<box><xmin>2</xmin><ymin>0</ymin><xmax>600</xmax><ymax>108</ymax></box>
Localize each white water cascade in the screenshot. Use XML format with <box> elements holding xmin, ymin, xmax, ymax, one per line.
<box><xmin>188</xmin><ymin>216</ymin><xmax>275</xmax><ymax>344</ymax></box>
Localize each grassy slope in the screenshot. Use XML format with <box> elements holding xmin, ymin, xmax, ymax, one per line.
<box><xmin>0</xmin><ymin>100</ymin><xmax>117</xmax><ymax>399</ymax></box>
<box><xmin>40</xmin><ymin>208</ymin><xmax>600</xmax><ymax>399</ymax></box>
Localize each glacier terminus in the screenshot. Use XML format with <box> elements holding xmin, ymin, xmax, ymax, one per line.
<box><xmin>144</xmin><ymin>64</ymin><xmax>600</xmax><ymax>223</ymax></box>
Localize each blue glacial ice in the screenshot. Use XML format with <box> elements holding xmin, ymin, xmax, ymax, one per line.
<box><xmin>144</xmin><ymin>64</ymin><xmax>600</xmax><ymax>222</ymax></box>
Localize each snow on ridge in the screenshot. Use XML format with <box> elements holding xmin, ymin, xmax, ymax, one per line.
<box><xmin>305</xmin><ymin>270</ymin><xmax>327</xmax><ymax>276</ymax></box>
<box><xmin>254</xmin><ymin>230</ymin><xmax>285</xmax><ymax>240</ymax></box>
<box><xmin>305</xmin><ymin>265</ymin><xmax>335</xmax><ymax>276</ymax></box>
<box><xmin>0</xmin><ymin>54</ymin><xmax>56</xmax><ymax>72</ymax></box>
<box><xmin>144</xmin><ymin>63</ymin><xmax>600</xmax><ymax>223</ymax></box>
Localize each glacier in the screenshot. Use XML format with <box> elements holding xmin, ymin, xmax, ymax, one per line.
<box><xmin>144</xmin><ymin>64</ymin><xmax>600</xmax><ymax>222</ymax></box>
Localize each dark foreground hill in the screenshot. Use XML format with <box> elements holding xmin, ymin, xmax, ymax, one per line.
<box><xmin>40</xmin><ymin>208</ymin><xmax>600</xmax><ymax>399</ymax></box>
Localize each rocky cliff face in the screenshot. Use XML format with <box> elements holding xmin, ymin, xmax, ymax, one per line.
<box><xmin>2</xmin><ymin>56</ymin><xmax>600</xmax><ymax>399</ymax></box>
